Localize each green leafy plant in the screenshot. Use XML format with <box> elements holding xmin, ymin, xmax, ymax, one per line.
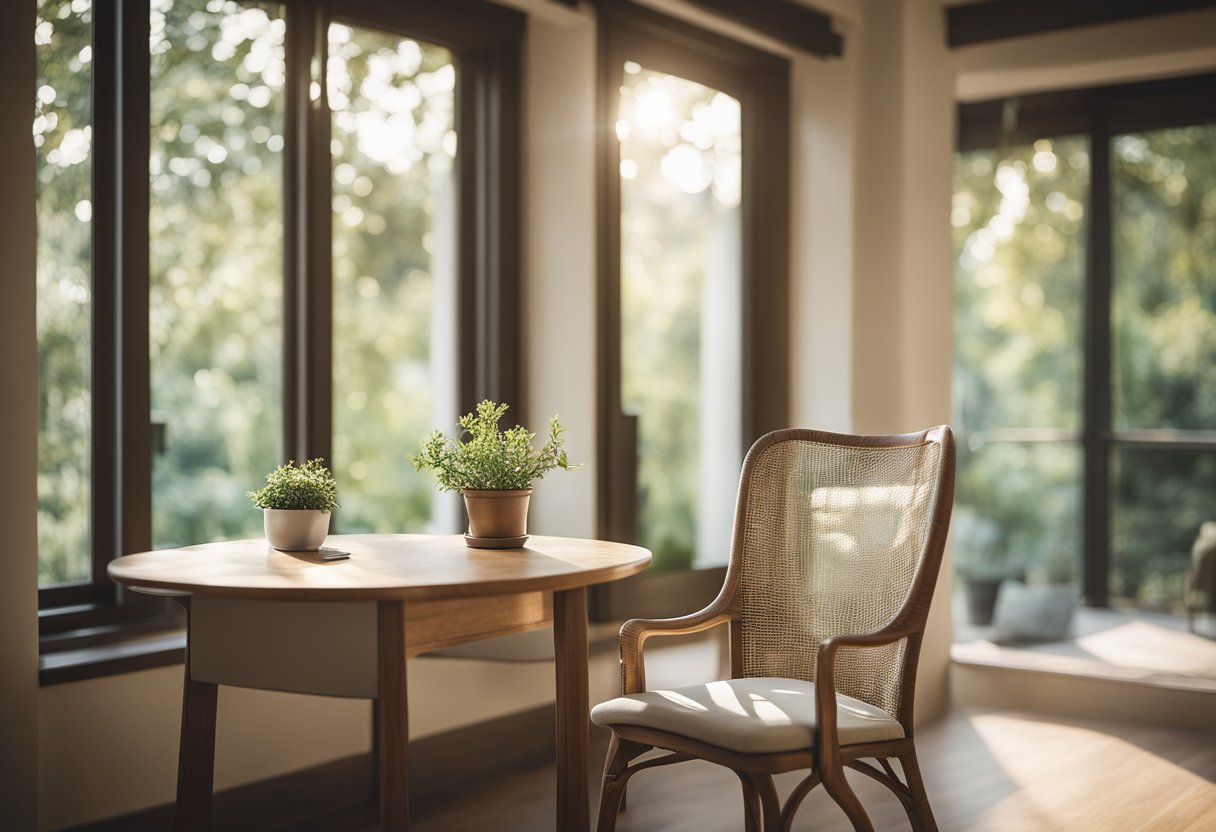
<box><xmin>248</xmin><ymin>458</ymin><xmax>339</xmax><ymax>512</ymax></box>
<box><xmin>410</xmin><ymin>400</ymin><xmax>578</xmax><ymax>492</ymax></box>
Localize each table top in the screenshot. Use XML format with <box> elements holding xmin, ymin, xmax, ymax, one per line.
<box><xmin>107</xmin><ymin>534</ymin><xmax>652</xmax><ymax>602</ymax></box>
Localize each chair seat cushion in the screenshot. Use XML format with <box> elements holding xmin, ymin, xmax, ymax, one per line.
<box><xmin>590</xmin><ymin>677</ymin><xmax>904</xmax><ymax>754</ymax></box>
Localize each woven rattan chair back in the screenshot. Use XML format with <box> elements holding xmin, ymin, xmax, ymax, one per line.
<box><xmin>731</xmin><ymin>429</ymin><xmax>951</xmax><ymax>726</ymax></box>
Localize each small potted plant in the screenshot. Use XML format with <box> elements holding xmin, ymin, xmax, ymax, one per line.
<box><xmin>248</xmin><ymin>458</ymin><xmax>339</xmax><ymax>551</ymax></box>
<box><xmin>409</xmin><ymin>400</ymin><xmax>577</xmax><ymax>548</ymax></box>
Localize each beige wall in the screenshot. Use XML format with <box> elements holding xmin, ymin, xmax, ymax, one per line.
<box><xmin>521</xmin><ymin>2</ymin><xmax>599</xmax><ymax>537</ymax></box>
<box><xmin>0</xmin><ymin>0</ymin><xmax>41</xmax><ymax>829</ymax></box>
<box><xmin>39</xmin><ymin>671</ymin><xmax>370</xmax><ymax>830</ymax></box>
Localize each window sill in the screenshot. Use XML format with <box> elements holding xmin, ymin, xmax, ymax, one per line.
<box><xmin>39</xmin><ymin>616</ymin><xmax>186</xmax><ymax>686</ymax></box>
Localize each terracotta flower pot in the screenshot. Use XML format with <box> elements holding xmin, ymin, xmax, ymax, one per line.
<box><xmin>463</xmin><ymin>489</ymin><xmax>532</xmax><ymax>547</ymax></box>
<box><xmin>264</xmin><ymin>508</ymin><xmax>331</xmax><ymax>551</ymax></box>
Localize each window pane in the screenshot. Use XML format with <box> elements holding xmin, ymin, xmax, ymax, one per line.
<box><xmin>35</xmin><ymin>0</ymin><xmax>93</xmax><ymax>586</ymax></box>
<box><xmin>1111</xmin><ymin>126</ymin><xmax>1216</xmax><ymax>432</ymax></box>
<box><xmin>618</xmin><ymin>65</ymin><xmax>742</xmax><ymax>571</ymax></box>
<box><xmin>1111</xmin><ymin>447</ymin><xmax>1216</xmax><ymax>610</ymax></box>
<box><xmin>953</xmin><ymin>137</ymin><xmax>1089</xmax><ymax>433</ymax></box>
<box><xmin>954</xmin><ymin>442</ymin><xmax>1081</xmax><ymax>590</ymax></box>
<box><xmin>149</xmin><ymin>0</ymin><xmax>285</xmax><ymax>548</ymax></box>
<box><xmin>329</xmin><ymin>24</ymin><xmax>458</xmax><ymax>533</ymax></box>
<box><xmin>952</xmin><ymin>138</ymin><xmax>1087</xmax><ymax>604</ymax></box>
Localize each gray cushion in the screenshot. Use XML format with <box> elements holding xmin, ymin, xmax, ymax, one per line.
<box><xmin>590</xmin><ymin>677</ymin><xmax>904</xmax><ymax>754</ymax></box>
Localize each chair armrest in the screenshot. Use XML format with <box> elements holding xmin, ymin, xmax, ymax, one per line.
<box><xmin>619</xmin><ymin>607</ymin><xmax>737</xmax><ymax>694</ymax></box>
<box><xmin>813</xmin><ymin>627</ymin><xmax>917</xmax><ymax>760</ymax></box>
<box><xmin>818</xmin><ymin>628</ymin><xmax>916</xmax><ymax>660</ymax></box>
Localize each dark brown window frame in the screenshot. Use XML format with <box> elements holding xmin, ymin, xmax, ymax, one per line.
<box><xmin>37</xmin><ymin>0</ymin><xmax>524</xmax><ymax>676</ymax></box>
<box><xmin>593</xmin><ymin>1</ymin><xmax>790</xmax><ymax>621</ymax></box>
<box><xmin>946</xmin><ymin>0</ymin><xmax>1215</xmax><ymax>49</ymax></box>
<box><xmin>956</xmin><ymin>71</ymin><xmax>1216</xmax><ymax>607</ymax></box>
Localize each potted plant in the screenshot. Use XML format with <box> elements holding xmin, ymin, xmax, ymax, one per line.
<box><xmin>248</xmin><ymin>458</ymin><xmax>339</xmax><ymax>551</ymax></box>
<box><xmin>409</xmin><ymin>400</ymin><xmax>578</xmax><ymax>548</ymax></box>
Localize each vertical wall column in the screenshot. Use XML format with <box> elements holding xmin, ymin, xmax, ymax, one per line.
<box><xmin>0</xmin><ymin>0</ymin><xmax>41</xmax><ymax>826</ymax></box>
<box><xmin>523</xmin><ymin>9</ymin><xmax>599</xmax><ymax>539</ymax></box>
<box><xmin>853</xmin><ymin>0</ymin><xmax>957</xmax><ymax>723</ymax></box>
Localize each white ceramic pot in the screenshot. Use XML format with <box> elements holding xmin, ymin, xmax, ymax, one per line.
<box><xmin>263</xmin><ymin>509</ymin><xmax>330</xmax><ymax>551</ymax></box>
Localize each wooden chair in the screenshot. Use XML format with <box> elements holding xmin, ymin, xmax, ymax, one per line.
<box><xmin>591</xmin><ymin>427</ymin><xmax>956</xmax><ymax>832</ymax></box>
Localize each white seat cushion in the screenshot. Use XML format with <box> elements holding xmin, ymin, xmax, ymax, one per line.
<box><xmin>590</xmin><ymin>677</ymin><xmax>904</xmax><ymax>754</ymax></box>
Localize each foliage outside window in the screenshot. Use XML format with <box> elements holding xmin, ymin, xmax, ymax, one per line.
<box><xmin>148</xmin><ymin>0</ymin><xmax>285</xmax><ymax>549</ymax></box>
<box><xmin>952</xmin><ymin>137</ymin><xmax>1087</xmax><ymax>589</ymax></box>
<box><xmin>329</xmin><ymin>24</ymin><xmax>458</xmax><ymax>535</ymax></box>
<box><xmin>953</xmin><ymin>110</ymin><xmax>1216</xmax><ymax>614</ymax></box>
<box><xmin>1109</xmin><ymin>127</ymin><xmax>1216</xmax><ymax>606</ymax></box>
<box><xmin>35</xmin><ymin>0</ymin><xmax>94</xmax><ymax>586</ymax></box>
<box><xmin>618</xmin><ymin>64</ymin><xmax>743</xmax><ymax>572</ymax></box>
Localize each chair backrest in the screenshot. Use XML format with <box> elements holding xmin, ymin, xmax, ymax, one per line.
<box><xmin>724</xmin><ymin>427</ymin><xmax>955</xmax><ymax>727</ymax></box>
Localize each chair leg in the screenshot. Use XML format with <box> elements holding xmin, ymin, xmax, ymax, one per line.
<box><xmin>753</xmin><ymin>773</ymin><xmax>782</xmax><ymax>832</ymax></box>
<box><xmin>735</xmin><ymin>772</ymin><xmax>781</xmax><ymax>832</ymax></box>
<box><xmin>597</xmin><ymin>734</ymin><xmax>645</xmax><ymax>832</ymax></box>
<box><xmin>896</xmin><ymin>750</ymin><xmax>939</xmax><ymax>832</ymax></box>
<box><xmin>821</xmin><ymin>764</ymin><xmax>874</xmax><ymax>832</ymax></box>
<box><xmin>736</xmin><ymin>771</ymin><xmax>761</xmax><ymax>832</ymax></box>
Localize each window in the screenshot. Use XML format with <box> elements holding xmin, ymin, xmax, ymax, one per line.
<box><xmin>952</xmin><ymin>136</ymin><xmax>1087</xmax><ymax>595</ymax></box>
<box><xmin>596</xmin><ymin>3</ymin><xmax>789</xmax><ymax>619</ymax></box>
<box><xmin>328</xmin><ymin>24</ymin><xmax>459</xmax><ymax>534</ymax></box>
<box><xmin>35</xmin><ymin>0</ymin><xmax>94</xmax><ymax>591</ymax></box>
<box><xmin>34</xmin><ymin>0</ymin><xmax>523</xmax><ymax>645</ymax></box>
<box><xmin>953</xmin><ymin>73</ymin><xmax>1216</xmax><ymax>614</ymax></box>
<box><xmin>1108</xmin><ymin>125</ymin><xmax>1216</xmax><ymax>606</ymax></box>
<box><xmin>148</xmin><ymin>0</ymin><xmax>286</xmax><ymax>549</ymax></box>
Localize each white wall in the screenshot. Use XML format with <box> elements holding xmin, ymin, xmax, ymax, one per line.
<box><xmin>0</xmin><ymin>0</ymin><xmax>41</xmax><ymax>829</ymax></box>
<box><xmin>788</xmin><ymin>38</ymin><xmax>858</xmax><ymax>433</ymax></box>
<box><xmin>520</xmin><ymin>2</ymin><xmax>599</xmax><ymax>538</ymax></box>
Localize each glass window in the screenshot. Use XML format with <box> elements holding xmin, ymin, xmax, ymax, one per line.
<box><xmin>148</xmin><ymin>0</ymin><xmax>286</xmax><ymax>548</ymax></box>
<box><xmin>35</xmin><ymin>0</ymin><xmax>94</xmax><ymax>586</ymax></box>
<box><xmin>1111</xmin><ymin>126</ymin><xmax>1216</xmax><ymax>432</ymax></box>
<box><xmin>328</xmin><ymin>24</ymin><xmax>459</xmax><ymax>533</ymax></box>
<box><xmin>952</xmin><ymin>137</ymin><xmax>1088</xmax><ymax>590</ymax></box>
<box><xmin>617</xmin><ymin>64</ymin><xmax>742</xmax><ymax>571</ymax></box>
<box><xmin>1109</xmin><ymin>124</ymin><xmax>1216</xmax><ymax>608</ymax></box>
<box><xmin>954</xmin><ymin>81</ymin><xmax>1216</xmax><ymax>626</ymax></box>
<box><xmin>1111</xmin><ymin>447</ymin><xmax>1216</xmax><ymax>609</ymax></box>
<box><xmin>32</xmin><ymin>0</ymin><xmax>522</xmax><ymax>625</ymax></box>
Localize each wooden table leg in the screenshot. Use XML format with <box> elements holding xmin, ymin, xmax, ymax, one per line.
<box><xmin>554</xmin><ymin>587</ymin><xmax>590</xmax><ymax>832</ymax></box>
<box><xmin>378</xmin><ymin>601</ymin><xmax>410</xmax><ymax>831</ymax></box>
<box><xmin>175</xmin><ymin>665</ymin><xmax>218</xmax><ymax>831</ymax></box>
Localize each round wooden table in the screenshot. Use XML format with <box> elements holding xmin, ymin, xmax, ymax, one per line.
<box><xmin>108</xmin><ymin>534</ymin><xmax>652</xmax><ymax>832</ymax></box>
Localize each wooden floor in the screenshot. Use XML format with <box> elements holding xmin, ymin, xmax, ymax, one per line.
<box><xmin>408</xmin><ymin>708</ymin><xmax>1216</xmax><ymax>832</ymax></box>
